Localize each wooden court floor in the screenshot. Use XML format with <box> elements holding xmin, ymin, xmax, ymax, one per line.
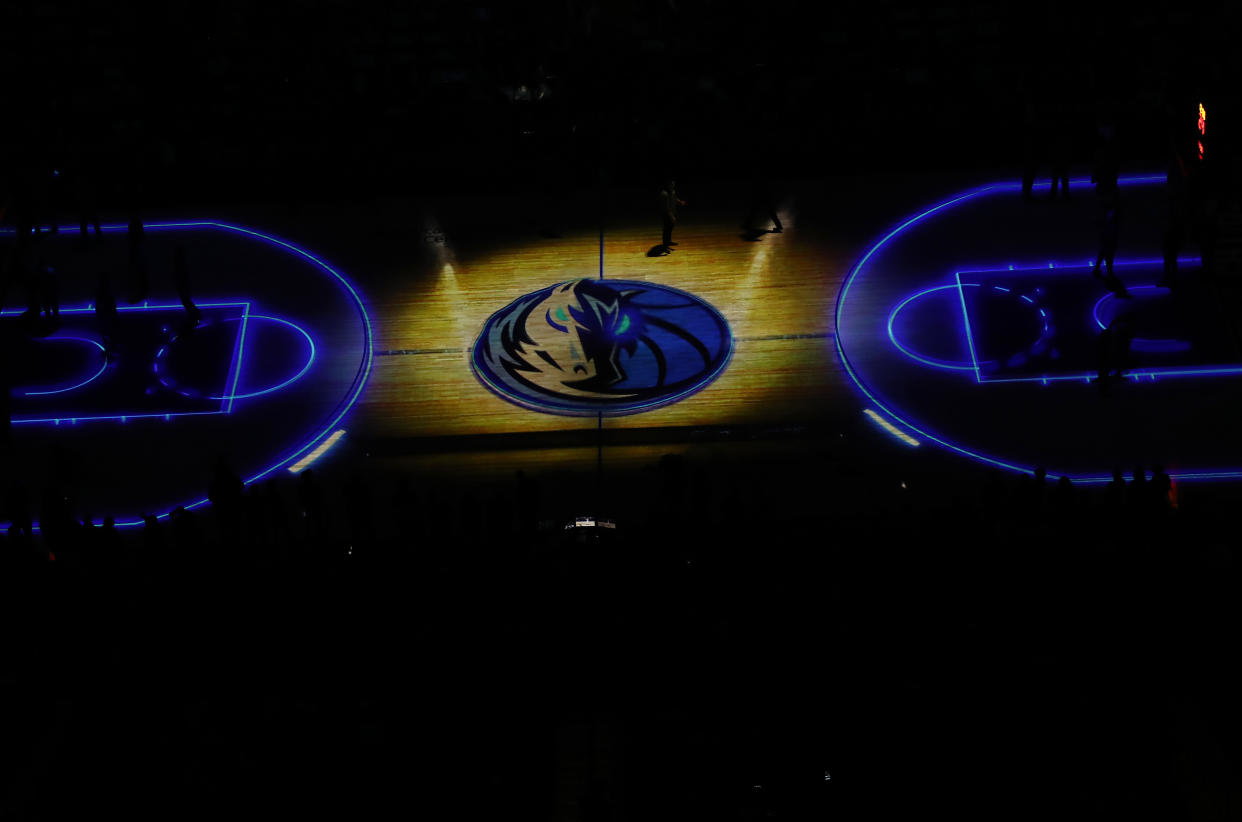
<box><xmin>229</xmin><ymin>172</ymin><xmax>1075</xmax><ymax>512</ymax></box>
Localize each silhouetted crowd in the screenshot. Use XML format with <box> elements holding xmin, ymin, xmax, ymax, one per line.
<box><xmin>1</xmin><ymin>448</ymin><xmax>1239</xmax><ymax>818</ymax></box>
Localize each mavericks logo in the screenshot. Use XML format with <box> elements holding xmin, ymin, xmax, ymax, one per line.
<box><xmin>472</xmin><ymin>278</ymin><xmax>732</xmax><ymax>415</ymax></box>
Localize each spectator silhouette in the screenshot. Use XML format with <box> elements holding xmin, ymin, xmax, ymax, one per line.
<box><xmin>1021</xmin><ymin>95</ymin><xmax>1042</xmax><ymax>202</ymax></box>
<box><xmin>127</xmin><ymin>210</ymin><xmax>148</xmax><ymax>303</ymax></box>
<box><xmin>38</xmin><ymin>260</ymin><xmax>59</xmax><ymax>327</ymax></box>
<box><xmin>1053</xmin><ymin>474</ymin><xmax>1076</xmax><ymax>518</ymax></box>
<box><xmin>72</xmin><ymin>164</ymin><xmax>103</xmax><ymax>243</ymax></box>
<box><xmin>743</xmin><ymin>173</ymin><xmax>782</xmax><ymax>234</ymax></box>
<box><xmin>0</xmin><ymin>357</ymin><xmax>11</xmax><ymax>449</ymax></box>
<box><xmin>1159</xmin><ymin>124</ymin><xmax>1190</xmax><ymax>289</ymax></box>
<box><xmin>141</xmin><ymin>514</ymin><xmax>164</xmax><ymax>571</ymax></box>
<box><xmin>95</xmin><ymin>272</ymin><xmax>119</xmax><ymax>360</ymax></box>
<box><xmin>169</xmin><ymin>505</ymin><xmax>203</xmax><ymax>571</ymax></box>
<box><xmin>1128</xmin><ymin>468</ymin><xmax>1149</xmax><ymax>513</ymax></box>
<box><xmin>1150</xmin><ymin>465</ymin><xmax>1172</xmax><ymax>512</ymax></box>
<box><xmin>173</xmin><ymin>245</ymin><xmax>201</xmax><ymax>332</ymax></box>
<box><xmin>1096</xmin><ymin>314</ymin><xmax>1135</xmax><ymax>393</ymax></box>
<box><xmin>1048</xmin><ymin>109</ymin><xmax>1071</xmax><ymax>200</ymax></box>
<box><xmin>1092</xmin><ymin>111</ymin><xmax>1120</xmax><ymax>202</ymax></box>
<box><xmin>658</xmin><ymin>178</ymin><xmax>685</xmax><ymax>252</ymax></box>
<box><xmin>262</xmin><ymin>479</ymin><xmax>292</xmax><ymax>562</ymax></box>
<box><xmin>5</xmin><ymin>482</ymin><xmax>33</xmax><ymax>536</ymax></box>
<box><xmin>1029</xmin><ymin>466</ymin><xmax>1050</xmax><ymax>514</ymax></box>
<box><xmin>207</xmin><ymin>455</ymin><xmax>245</xmax><ymax>549</ymax></box>
<box><xmin>1094</xmin><ymin>200</ymin><xmax>1128</xmax><ymax>297</ymax></box>
<box><xmin>1105</xmin><ymin>467</ymin><xmax>1127</xmax><ymax>511</ymax></box>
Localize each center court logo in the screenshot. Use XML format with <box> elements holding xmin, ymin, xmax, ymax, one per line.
<box><xmin>471</xmin><ymin>278</ymin><xmax>733</xmax><ymax>415</ymax></box>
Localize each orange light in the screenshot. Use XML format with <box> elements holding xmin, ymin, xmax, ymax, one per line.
<box><xmin>1198</xmin><ymin>103</ymin><xmax>1206</xmax><ymax>160</ymax></box>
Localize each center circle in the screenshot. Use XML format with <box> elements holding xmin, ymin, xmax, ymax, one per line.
<box><xmin>472</xmin><ymin>278</ymin><xmax>733</xmax><ymax>416</ymax></box>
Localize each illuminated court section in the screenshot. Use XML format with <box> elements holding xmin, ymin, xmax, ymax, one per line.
<box><xmin>9</xmin><ymin>174</ymin><xmax>1235</xmax><ymax>527</ymax></box>
<box><xmin>359</xmin><ymin>174</ymin><xmax>1242</xmax><ymax>485</ymax></box>
<box><xmin>360</xmin><ymin>194</ymin><xmax>850</xmax><ymax>466</ymax></box>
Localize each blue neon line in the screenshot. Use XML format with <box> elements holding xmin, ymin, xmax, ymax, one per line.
<box><xmin>834</xmin><ymin>173</ymin><xmax>1236</xmax><ymax>482</ymax></box>
<box><xmin>20</xmin><ymin>337</ymin><xmax>108</xmax><ymax>396</ymax></box>
<box><xmin>0</xmin><ymin>221</ymin><xmax>373</xmax><ymax>528</ymax></box>
<box><xmin>1</xmin><ymin>301</ymin><xmax>249</xmax><ymax>317</ymax></box>
<box><xmin>204</xmin><ymin>223</ymin><xmax>373</xmax><ymax>487</ymax></box>
<box><xmin>886</xmin><ymin>284</ymin><xmax>981</xmax><ymax>371</ymax></box>
<box><xmin>955</xmin><ymin>272</ymin><xmax>984</xmax><ymax>383</ymax></box>
<box><xmin>956</xmin><ymin>257</ymin><xmax>1199</xmax><ymax>277</ymax></box>
<box><xmin>224</xmin><ymin>302</ymin><xmax>251</xmax><ymax>414</ymax></box>
<box><xmin>12</xmin><ymin>410</ymin><xmax>223</xmax><ymax>425</ymax></box>
<box><xmin>205</xmin><ymin>315</ymin><xmax>317</xmax><ymax>401</ymax></box>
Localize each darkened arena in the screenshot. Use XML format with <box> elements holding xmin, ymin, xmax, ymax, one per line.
<box><xmin>2</xmin><ymin>3</ymin><xmax>1241</xmax><ymax>819</ymax></box>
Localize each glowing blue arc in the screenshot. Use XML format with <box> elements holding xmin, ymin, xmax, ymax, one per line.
<box><xmin>19</xmin><ymin>337</ymin><xmax>109</xmax><ymax>396</ymax></box>
<box><xmin>887</xmin><ymin>284</ymin><xmax>988</xmax><ymax>371</ymax></box>
<box><xmin>1090</xmin><ymin>287</ymin><xmax>1193</xmax><ymax>353</ymax></box>
<box><xmin>835</xmin><ymin>173</ymin><xmax>1227</xmax><ymax>484</ymax></box>
<box><xmin>0</xmin><ymin>221</ymin><xmax>373</xmax><ymax>530</ymax></box>
<box><xmin>203</xmin><ymin>315</ymin><xmax>316</xmax><ymax>401</ymax></box>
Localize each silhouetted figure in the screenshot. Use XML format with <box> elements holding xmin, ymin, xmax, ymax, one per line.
<box><xmin>173</xmin><ymin>245</ymin><xmax>201</xmax><ymax>332</ymax></box>
<box><xmin>1094</xmin><ymin>201</ymin><xmax>1128</xmax><ymax>297</ymax></box>
<box><xmin>94</xmin><ymin>271</ymin><xmax>119</xmax><ymax>360</ymax></box>
<box><xmin>169</xmin><ymin>505</ymin><xmax>203</xmax><ymax>569</ymax></box>
<box><xmin>141</xmin><ymin>514</ymin><xmax>164</xmax><ymax>571</ymax></box>
<box><xmin>1105</xmin><ymin>467</ymin><xmax>1127</xmax><ymax>511</ymax></box>
<box><xmin>73</xmin><ymin>166</ymin><xmax>103</xmax><ymax>242</ymax></box>
<box><xmin>1030</xmin><ymin>465</ymin><xmax>1049</xmax><ymax>514</ymax></box>
<box><xmin>0</xmin><ymin>356</ymin><xmax>11</xmax><ymax>448</ymax></box>
<box><xmin>1160</xmin><ymin>129</ymin><xmax>1190</xmax><ymax>289</ymax></box>
<box><xmin>1096</xmin><ymin>314</ymin><xmax>1135</xmax><ymax>393</ymax></box>
<box><xmin>1048</xmin><ymin>120</ymin><xmax>1071</xmax><ymax>200</ymax></box>
<box><xmin>1092</xmin><ymin>112</ymin><xmax>1120</xmax><ymax>202</ymax></box>
<box><xmin>1128</xmin><ymin>468</ymin><xmax>1149</xmax><ymax>512</ymax></box>
<box><xmin>263</xmin><ymin>479</ymin><xmax>291</xmax><ymax>561</ymax></box>
<box><xmin>127</xmin><ymin>211</ymin><xmax>148</xmax><ymax>303</ymax></box>
<box><xmin>1021</xmin><ymin>97</ymin><xmax>1041</xmax><ymax>202</ymax></box>
<box><xmin>979</xmin><ymin>469</ymin><xmax>1007</xmax><ymax>525</ymax></box>
<box><xmin>207</xmin><ymin>455</ymin><xmax>245</xmax><ymax>549</ymax></box>
<box><xmin>743</xmin><ymin>174</ymin><xmax>782</xmax><ymax>233</ymax></box>
<box><xmin>0</xmin><ymin>249</ymin><xmax>10</xmax><ymax>314</ymax></box>
<box><xmin>1150</xmin><ymin>465</ymin><xmax>1172</xmax><ymax>512</ymax></box>
<box><xmin>38</xmin><ymin>260</ymin><xmax>59</xmax><ymax>326</ymax></box>
<box><xmin>6</xmin><ymin>482</ymin><xmax>33</xmax><ymax>536</ymax></box>
<box><xmin>658</xmin><ymin>179</ymin><xmax>685</xmax><ymax>251</ymax></box>
<box><xmin>1053</xmin><ymin>474</ymin><xmax>1075</xmax><ymax>517</ymax></box>
<box><xmin>98</xmin><ymin>515</ymin><xmax>121</xmax><ymax>577</ymax></box>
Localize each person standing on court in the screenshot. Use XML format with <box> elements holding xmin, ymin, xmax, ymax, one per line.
<box><xmin>659</xmin><ymin>179</ymin><xmax>685</xmax><ymax>251</ymax></box>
